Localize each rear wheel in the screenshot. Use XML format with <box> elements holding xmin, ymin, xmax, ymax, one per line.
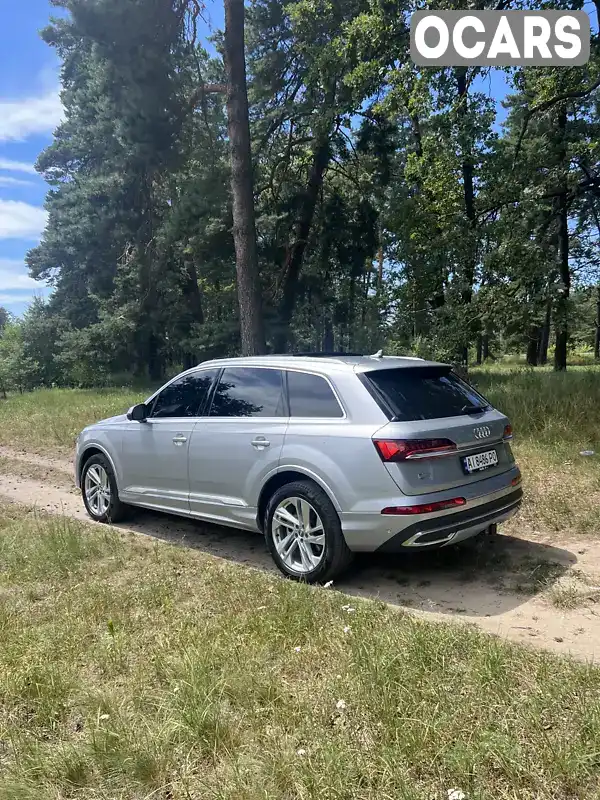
<box><xmin>265</xmin><ymin>480</ymin><xmax>353</xmax><ymax>584</ymax></box>
<box><xmin>81</xmin><ymin>454</ymin><xmax>128</xmax><ymax>523</ymax></box>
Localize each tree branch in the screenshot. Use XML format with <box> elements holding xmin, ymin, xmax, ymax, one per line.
<box><xmin>188</xmin><ymin>83</ymin><xmax>227</xmax><ymax>112</ymax></box>
<box><xmin>513</xmin><ymin>77</ymin><xmax>600</xmax><ymax>166</ymax></box>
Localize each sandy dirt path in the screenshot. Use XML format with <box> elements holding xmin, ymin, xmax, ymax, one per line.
<box><xmin>1</xmin><ymin>446</ymin><xmax>599</xmax><ymax>661</ymax></box>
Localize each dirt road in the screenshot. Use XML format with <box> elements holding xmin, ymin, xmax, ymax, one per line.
<box><xmin>1</xmin><ymin>445</ymin><xmax>599</xmax><ymax>661</ymax></box>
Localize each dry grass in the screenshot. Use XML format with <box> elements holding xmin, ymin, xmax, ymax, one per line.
<box><xmin>0</xmin><ymin>456</ymin><xmax>74</xmax><ymax>489</ymax></box>
<box><xmin>1</xmin><ymin>501</ymin><xmax>600</xmax><ymax>799</ymax></box>
<box><xmin>473</xmin><ymin>367</ymin><xmax>600</xmax><ymax>537</ymax></box>
<box><xmin>546</xmin><ymin>569</ymin><xmax>600</xmax><ymax>610</ymax></box>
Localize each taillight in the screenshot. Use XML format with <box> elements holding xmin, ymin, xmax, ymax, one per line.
<box><xmin>503</xmin><ymin>424</ymin><xmax>513</xmax><ymax>441</ymax></box>
<box><xmin>381</xmin><ymin>497</ymin><xmax>466</xmax><ymax>515</ymax></box>
<box><xmin>373</xmin><ymin>438</ymin><xmax>457</xmax><ymax>462</ymax></box>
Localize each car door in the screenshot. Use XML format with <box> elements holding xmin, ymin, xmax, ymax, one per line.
<box><xmin>119</xmin><ymin>370</ymin><xmax>218</xmax><ymax>513</ymax></box>
<box><xmin>188</xmin><ymin>366</ymin><xmax>288</xmax><ymax>529</ymax></box>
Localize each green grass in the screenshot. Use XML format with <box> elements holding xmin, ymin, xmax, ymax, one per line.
<box><xmin>472</xmin><ymin>366</ymin><xmax>600</xmax><ymax>457</ymax></box>
<box><xmin>0</xmin><ymin>387</ymin><xmax>146</xmax><ymax>454</ymax></box>
<box><xmin>2</xmin><ymin>502</ymin><xmax>600</xmax><ymax>799</ymax></box>
<box><xmin>471</xmin><ymin>367</ymin><xmax>600</xmax><ymax>536</ymax></box>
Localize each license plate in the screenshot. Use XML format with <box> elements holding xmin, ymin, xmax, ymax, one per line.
<box><xmin>462</xmin><ymin>449</ymin><xmax>498</xmax><ymax>474</ymax></box>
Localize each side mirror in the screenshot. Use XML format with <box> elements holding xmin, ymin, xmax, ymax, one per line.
<box><xmin>127</xmin><ymin>403</ymin><xmax>149</xmax><ymax>422</ymax></box>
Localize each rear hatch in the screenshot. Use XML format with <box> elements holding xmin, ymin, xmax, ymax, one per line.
<box><xmin>363</xmin><ymin>365</ymin><xmax>515</xmax><ymax>496</ymax></box>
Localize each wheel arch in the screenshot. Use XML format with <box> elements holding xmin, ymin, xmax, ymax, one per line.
<box><xmin>256</xmin><ymin>467</ymin><xmax>341</xmax><ymax>532</ymax></box>
<box><xmin>77</xmin><ymin>444</ymin><xmax>119</xmax><ymax>486</ymax></box>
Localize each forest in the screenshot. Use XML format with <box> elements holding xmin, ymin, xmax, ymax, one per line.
<box><xmin>0</xmin><ymin>0</ymin><xmax>599</xmax><ymax>391</ymax></box>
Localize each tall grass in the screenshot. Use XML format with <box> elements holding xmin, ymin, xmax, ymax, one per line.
<box><xmin>473</xmin><ymin>366</ymin><xmax>600</xmax><ymax>454</ymax></box>
<box><xmin>471</xmin><ymin>368</ymin><xmax>600</xmax><ymax>535</ymax></box>
<box><xmin>1</xmin><ymin>502</ymin><xmax>600</xmax><ymax>799</ymax></box>
<box><xmin>0</xmin><ymin>387</ymin><xmax>146</xmax><ymax>454</ymax></box>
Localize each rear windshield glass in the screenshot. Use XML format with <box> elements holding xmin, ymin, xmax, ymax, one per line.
<box><xmin>365</xmin><ymin>367</ymin><xmax>490</xmax><ymax>422</ymax></box>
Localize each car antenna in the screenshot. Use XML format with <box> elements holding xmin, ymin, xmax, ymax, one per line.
<box><xmin>371</xmin><ymin>349</ymin><xmax>384</xmax><ymax>359</ymax></box>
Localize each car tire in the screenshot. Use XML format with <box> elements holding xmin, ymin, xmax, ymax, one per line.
<box><xmin>81</xmin><ymin>453</ymin><xmax>128</xmax><ymax>524</ymax></box>
<box><xmin>265</xmin><ymin>479</ymin><xmax>354</xmax><ymax>584</ymax></box>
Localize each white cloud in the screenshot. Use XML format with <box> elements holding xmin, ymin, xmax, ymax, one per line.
<box><xmin>0</xmin><ymin>176</ymin><xmax>33</xmax><ymax>187</ymax></box>
<box><xmin>0</xmin><ymin>200</ymin><xmax>47</xmax><ymax>240</ymax></box>
<box><xmin>0</xmin><ymin>259</ymin><xmax>42</xmax><ymax>291</ymax></box>
<box><xmin>0</xmin><ymin>261</ymin><xmax>50</xmax><ymax>313</ymax></box>
<box><xmin>0</xmin><ymin>158</ymin><xmax>37</xmax><ymax>175</ymax></box>
<box><xmin>0</xmin><ymin>88</ymin><xmax>63</xmax><ymax>143</ymax></box>
<box><xmin>0</xmin><ymin>290</ymin><xmax>49</xmax><ymax>307</ymax></box>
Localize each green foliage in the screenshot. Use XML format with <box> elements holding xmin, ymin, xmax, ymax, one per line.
<box><xmin>0</xmin><ymin>322</ymin><xmax>40</xmax><ymax>396</ymax></box>
<box><xmin>10</xmin><ymin>0</ymin><xmax>599</xmax><ymax>390</ymax></box>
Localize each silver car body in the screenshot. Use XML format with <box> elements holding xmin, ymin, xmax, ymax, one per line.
<box><xmin>75</xmin><ymin>355</ymin><xmax>522</xmax><ymax>552</ymax></box>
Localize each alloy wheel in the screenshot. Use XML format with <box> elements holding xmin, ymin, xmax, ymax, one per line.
<box><xmin>271</xmin><ymin>496</ymin><xmax>326</xmax><ymax>574</ymax></box>
<box><xmin>84</xmin><ymin>464</ymin><xmax>111</xmax><ymax>517</ymax></box>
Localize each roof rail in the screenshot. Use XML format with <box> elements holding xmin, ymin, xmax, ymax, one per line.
<box><xmin>289</xmin><ymin>352</ymin><xmax>365</xmax><ymax>358</ymax></box>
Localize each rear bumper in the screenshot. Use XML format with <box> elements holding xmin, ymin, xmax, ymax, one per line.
<box><xmin>339</xmin><ymin>465</ymin><xmax>522</xmax><ymax>552</ymax></box>
<box><xmin>375</xmin><ymin>487</ymin><xmax>522</xmax><ymax>552</ymax></box>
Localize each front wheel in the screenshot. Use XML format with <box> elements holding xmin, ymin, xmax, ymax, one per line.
<box><xmin>264</xmin><ymin>480</ymin><xmax>354</xmax><ymax>584</ymax></box>
<box><xmin>81</xmin><ymin>454</ymin><xmax>128</xmax><ymax>523</ymax></box>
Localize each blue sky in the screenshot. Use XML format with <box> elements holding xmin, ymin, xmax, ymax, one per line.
<box><xmin>0</xmin><ymin>0</ymin><xmax>529</xmax><ymax>319</ymax></box>
<box><xmin>0</xmin><ymin>0</ymin><xmax>62</xmax><ymax>317</ymax></box>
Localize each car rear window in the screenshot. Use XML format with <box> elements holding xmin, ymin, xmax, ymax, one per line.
<box><xmin>364</xmin><ymin>367</ymin><xmax>490</xmax><ymax>422</ymax></box>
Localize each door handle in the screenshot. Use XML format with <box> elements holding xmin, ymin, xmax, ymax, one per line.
<box><xmin>251</xmin><ymin>437</ymin><xmax>270</xmax><ymax>450</ymax></box>
<box><xmin>172</xmin><ymin>435</ymin><xmax>188</xmax><ymax>446</ymax></box>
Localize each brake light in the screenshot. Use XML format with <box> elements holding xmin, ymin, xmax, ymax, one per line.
<box><xmin>373</xmin><ymin>438</ymin><xmax>457</xmax><ymax>462</ymax></box>
<box><xmin>503</xmin><ymin>424</ymin><xmax>513</xmax><ymax>441</ymax></box>
<box><xmin>381</xmin><ymin>497</ymin><xmax>466</xmax><ymax>515</ymax></box>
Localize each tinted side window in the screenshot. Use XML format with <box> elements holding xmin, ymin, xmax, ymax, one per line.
<box><xmin>210</xmin><ymin>368</ymin><xmax>285</xmax><ymax>418</ymax></box>
<box><xmin>287</xmin><ymin>371</ymin><xmax>343</xmax><ymax>418</ymax></box>
<box><xmin>151</xmin><ymin>370</ymin><xmax>217</xmax><ymax>419</ymax></box>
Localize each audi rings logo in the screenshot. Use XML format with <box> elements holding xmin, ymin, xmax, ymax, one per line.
<box><xmin>473</xmin><ymin>426</ymin><xmax>492</xmax><ymax>440</ymax></box>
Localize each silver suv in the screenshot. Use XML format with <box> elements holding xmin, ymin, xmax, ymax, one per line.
<box><xmin>75</xmin><ymin>354</ymin><xmax>522</xmax><ymax>583</ymax></box>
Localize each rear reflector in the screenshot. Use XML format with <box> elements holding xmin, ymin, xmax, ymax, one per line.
<box><xmin>381</xmin><ymin>497</ymin><xmax>466</xmax><ymax>515</ymax></box>
<box><xmin>373</xmin><ymin>438</ymin><xmax>457</xmax><ymax>462</ymax></box>
<box><xmin>503</xmin><ymin>424</ymin><xmax>513</xmax><ymax>440</ymax></box>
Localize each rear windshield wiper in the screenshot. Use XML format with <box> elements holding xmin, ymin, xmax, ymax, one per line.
<box><xmin>461</xmin><ymin>404</ymin><xmax>489</xmax><ymax>415</ymax></box>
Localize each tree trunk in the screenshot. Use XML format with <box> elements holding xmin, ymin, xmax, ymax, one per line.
<box><xmin>526</xmin><ymin>327</ymin><xmax>540</xmax><ymax>366</ymax></box>
<box><xmin>348</xmin><ymin>275</ymin><xmax>357</xmax><ymax>351</ymax></box>
<box><xmin>476</xmin><ymin>333</ymin><xmax>483</xmax><ymax>365</ymax></box>
<box><xmin>554</xmin><ymin>107</ymin><xmax>570</xmax><ymax>372</ymax></box>
<box><xmin>376</xmin><ymin>238</ymin><xmax>384</xmax><ymax>296</ymax></box>
<box><xmin>183</xmin><ymin>260</ymin><xmax>204</xmax><ymax>327</ymax></box>
<box><xmin>361</xmin><ymin>264</ymin><xmax>371</xmax><ymax>329</ymax></box>
<box><xmin>147</xmin><ymin>333</ymin><xmax>163</xmax><ymax>383</ymax></box>
<box><xmin>539</xmin><ymin>298</ymin><xmax>551</xmax><ymax>365</ymax></box>
<box><xmin>223</xmin><ymin>0</ymin><xmax>266</xmax><ymax>356</ymax></box>
<box><xmin>595</xmin><ymin>285</ymin><xmax>600</xmax><ymax>360</ymax></box>
<box><xmin>482</xmin><ymin>333</ymin><xmax>490</xmax><ymax>361</ymax></box>
<box><xmin>322</xmin><ymin>317</ymin><xmax>334</xmax><ymax>352</ymax></box>
<box><xmin>180</xmin><ymin>259</ymin><xmax>204</xmax><ymax>368</ymax></box>
<box><xmin>456</xmin><ymin>67</ymin><xmax>477</xmax><ymax>357</ymax></box>
<box><xmin>273</xmin><ymin>135</ymin><xmax>331</xmax><ymax>353</ymax></box>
